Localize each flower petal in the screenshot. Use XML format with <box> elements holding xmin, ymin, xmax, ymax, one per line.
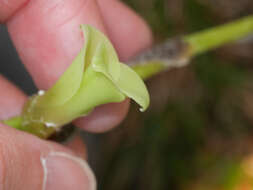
<box><xmin>20</xmin><ymin>24</ymin><xmax>149</xmax><ymax>137</ymax></box>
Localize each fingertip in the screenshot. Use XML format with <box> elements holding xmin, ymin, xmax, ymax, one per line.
<box><xmin>0</xmin><ymin>0</ymin><xmax>28</xmax><ymax>23</ymax></box>
<box><xmin>65</xmin><ymin>135</ymin><xmax>87</xmax><ymax>160</ymax></box>
<box><xmin>44</xmin><ymin>152</ymin><xmax>96</xmax><ymax>190</ymax></box>
<box><xmin>74</xmin><ymin>99</ymin><xmax>130</xmax><ymax>133</ymax></box>
<box><xmin>7</xmin><ymin>0</ymin><xmax>107</xmax><ymax>89</ymax></box>
<box><xmin>0</xmin><ymin>122</ymin><xmax>95</xmax><ymax>190</ymax></box>
<box><xmin>0</xmin><ymin>75</ymin><xmax>27</xmax><ymax>120</ymax></box>
<box><xmin>98</xmin><ymin>0</ymin><xmax>153</xmax><ymax>61</ymax></box>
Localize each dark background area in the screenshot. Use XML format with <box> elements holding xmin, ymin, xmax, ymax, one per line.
<box><xmin>0</xmin><ymin>25</ymin><xmax>36</xmax><ymax>94</ymax></box>
<box><xmin>97</xmin><ymin>0</ymin><xmax>253</xmax><ymax>189</ymax></box>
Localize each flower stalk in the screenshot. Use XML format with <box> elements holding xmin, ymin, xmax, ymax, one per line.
<box><xmin>130</xmin><ymin>15</ymin><xmax>253</xmax><ymax>80</ymax></box>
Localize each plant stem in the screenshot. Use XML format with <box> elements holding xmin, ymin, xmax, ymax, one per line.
<box><xmin>184</xmin><ymin>15</ymin><xmax>253</xmax><ymax>56</ymax></box>
<box><xmin>131</xmin><ymin>15</ymin><xmax>253</xmax><ymax>79</ymax></box>
<box><xmin>131</xmin><ymin>62</ymin><xmax>166</xmax><ymax>80</ymax></box>
<box><xmin>3</xmin><ymin>116</ymin><xmax>55</xmax><ymax>138</ymax></box>
<box><xmin>129</xmin><ymin>38</ymin><xmax>189</xmax><ymax>80</ymax></box>
<box><xmin>3</xmin><ymin>116</ymin><xmax>23</xmax><ymax>130</ymax></box>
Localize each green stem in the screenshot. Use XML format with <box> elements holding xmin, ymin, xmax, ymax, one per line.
<box><xmin>132</xmin><ymin>15</ymin><xmax>253</xmax><ymax>79</ymax></box>
<box><xmin>132</xmin><ymin>62</ymin><xmax>166</xmax><ymax>80</ymax></box>
<box><xmin>184</xmin><ymin>15</ymin><xmax>253</xmax><ymax>56</ymax></box>
<box><xmin>3</xmin><ymin>116</ymin><xmax>55</xmax><ymax>138</ymax></box>
<box><xmin>3</xmin><ymin>116</ymin><xmax>23</xmax><ymax>130</ymax></box>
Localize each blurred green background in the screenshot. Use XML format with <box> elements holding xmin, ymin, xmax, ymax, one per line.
<box><xmin>93</xmin><ymin>0</ymin><xmax>253</xmax><ymax>189</ymax></box>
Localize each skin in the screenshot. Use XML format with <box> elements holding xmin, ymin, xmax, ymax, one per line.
<box><xmin>0</xmin><ymin>0</ymin><xmax>152</xmax><ymax>189</ymax></box>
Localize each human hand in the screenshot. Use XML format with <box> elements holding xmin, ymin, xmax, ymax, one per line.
<box><xmin>0</xmin><ymin>0</ymin><xmax>152</xmax><ymax>189</ymax></box>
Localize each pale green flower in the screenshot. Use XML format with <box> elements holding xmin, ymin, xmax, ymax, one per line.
<box><xmin>4</xmin><ymin>25</ymin><xmax>149</xmax><ymax>138</ymax></box>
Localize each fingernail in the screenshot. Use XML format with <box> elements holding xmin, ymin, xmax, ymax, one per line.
<box><xmin>42</xmin><ymin>152</ymin><xmax>96</xmax><ymax>190</ymax></box>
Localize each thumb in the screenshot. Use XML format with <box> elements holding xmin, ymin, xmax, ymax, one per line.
<box><xmin>0</xmin><ymin>124</ymin><xmax>96</xmax><ymax>190</ymax></box>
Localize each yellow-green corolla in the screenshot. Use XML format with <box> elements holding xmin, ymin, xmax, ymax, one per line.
<box><xmin>4</xmin><ymin>25</ymin><xmax>150</xmax><ymax>138</ymax></box>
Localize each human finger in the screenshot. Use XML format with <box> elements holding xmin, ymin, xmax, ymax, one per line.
<box><xmin>0</xmin><ymin>123</ymin><xmax>96</xmax><ymax>190</ymax></box>
<box><xmin>0</xmin><ymin>75</ymin><xmax>26</xmax><ymax>120</ymax></box>
<box><xmin>97</xmin><ymin>0</ymin><xmax>153</xmax><ymax>61</ymax></box>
